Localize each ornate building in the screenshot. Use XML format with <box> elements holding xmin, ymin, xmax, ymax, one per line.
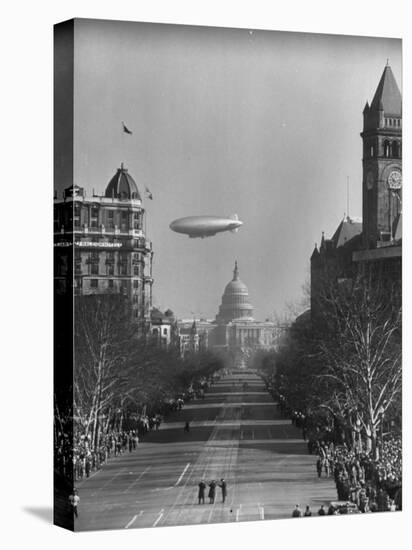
<box><xmin>310</xmin><ymin>63</ymin><xmax>402</xmax><ymax>319</ymax></box>
<box><xmin>361</xmin><ymin>63</ymin><xmax>402</xmax><ymax>249</ymax></box>
<box><xmin>210</xmin><ymin>262</ymin><xmax>279</xmax><ymax>366</ymax></box>
<box><xmin>54</xmin><ymin>163</ymin><xmax>154</xmax><ymax>334</ymax></box>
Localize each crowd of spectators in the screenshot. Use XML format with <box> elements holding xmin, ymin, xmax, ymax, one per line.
<box><xmin>312</xmin><ymin>436</ymin><xmax>402</xmax><ymax>512</ymax></box>
<box><xmin>55</xmin><ymin>373</ymin><xmax>221</xmax><ymax>482</ymax></box>
<box><xmin>264</xmin><ymin>382</ymin><xmax>402</xmax><ymax>514</ymax></box>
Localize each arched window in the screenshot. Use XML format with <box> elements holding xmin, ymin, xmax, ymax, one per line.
<box><xmin>392</xmin><ymin>141</ymin><xmax>399</xmax><ymax>158</ymax></box>
<box><xmin>384</xmin><ymin>140</ymin><xmax>391</xmax><ymax>157</ymax></box>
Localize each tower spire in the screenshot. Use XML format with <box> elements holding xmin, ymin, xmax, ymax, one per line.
<box><xmin>233</xmin><ymin>260</ymin><xmax>239</xmax><ymax>280</ymax></box>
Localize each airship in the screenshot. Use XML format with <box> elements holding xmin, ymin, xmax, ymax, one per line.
<box><xmin>169</xmin><ymin>214</ymin><xmax>243</xmax><ymax>238</ymax></box>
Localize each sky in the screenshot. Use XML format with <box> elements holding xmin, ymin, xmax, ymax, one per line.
<box><xmin>63</xmin><ymin>19</ymin><xmax>401</xmax><ymax>321</ymax></box>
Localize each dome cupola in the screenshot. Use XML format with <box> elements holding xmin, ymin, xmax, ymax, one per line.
<box><xmin>216</xmin><ymin>261</ymin><xmax>254</xmax><ymax>323</ymax></box>
<box><xmin>105</xmin><ymin>163</ymin><xmax>141</xmax><ymax>200</ymax></box>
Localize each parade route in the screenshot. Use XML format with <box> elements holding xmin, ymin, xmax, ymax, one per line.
<box><xmin>75</xmin><ymin>371</ymin><xmax>336</xmax><ymax>531</ymax></box>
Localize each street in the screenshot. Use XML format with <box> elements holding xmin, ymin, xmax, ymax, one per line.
<box><xmin>75</xmin><ymin>371</ymin><xmax>335</xmax><ymax>530</ymax></box>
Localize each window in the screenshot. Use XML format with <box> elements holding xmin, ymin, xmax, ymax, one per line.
<box><xmin>74</xmin><ymin>204</ymin><xmax>81</xmax><ymax>227</ymax></box>
<box><xmin>106</xmin><ymin>251</ymin><xmax>114</xmax><ymax>263</ymax></box>
<box><xmin>120</xmin><ymin>210</ymin><xmax>128</xmax><ymax>230</ymax></box>
<box><xmin>90</xmin><ymin>205</ymin><xmax>99</xmax><ymax>228</ymax></box>
<box><xmin>107</xmin><ymin>210</ymin><xmax>114</xmax><ymax>228</ymax></box>
<box><xmin>392</xmin><ymin>141</ymin><xmax>399</xmax><ymax>158</ymax></box>
<box><xmin>163</xmin><ymin>328</ymin><xmax>168</xmax><ymax>336</ymax></box>
<box><xmin>108</xmin><ymin>279</ymin><xmax>114</xmax><ymax>289</ymax></box>
<box><xmin>90</xmin><ymin>279</ymin><xmax>98</xmax><ymax>288</ymax></box>
<box><xmin>133</xmin><ymin>212</ymin><xmax>141</xmax><ymax>230</ymax></box>
<box><xmin>91</xmin><ymin>263</ymin><xmax>99</xmax><ymax>275</ymax></box>
<box><xmin>107</xmin><ymin>264</ymin><xmax>114</xmax><ymax>276</ymax></box>
<box><xmin>134</xmin><ymin>265</ymin><xmax>139</xmax><ymax>276</ymax></box>
<box><xmin>133</xmin><ymin>279</ymin><xmax>139</xmax><ymax>288</ymax></box>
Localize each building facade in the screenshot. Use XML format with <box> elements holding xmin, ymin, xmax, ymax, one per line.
<box><xmin>54</xmin><ymin>164</ymin><xmax>154</xmax><ymax>334</ymax></box>
<box><xmin>210</xmin><ymin>262</ymin><xmax>279</xmax><ymax>366</ymax></box>
<box><xmin>310</xmin><ymin>64</ymin><xmax>402</xmax><ymax>319</ymax></box>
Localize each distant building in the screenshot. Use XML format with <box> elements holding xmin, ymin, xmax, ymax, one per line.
<box><xmin>54</xmin><ymin>163</ymin><xmax>154</xmax><ymax>334</ymax></box>
<box><xmin>178</xmin><ymin>320</ymin><xmax>201</xmax><ymax>356</ymax></box>
<box><xmin>211</xmin><ymin>262</ymin><xmax>280</xmax><ymax>366</ymax></box>
<box><xmin>150</xmin><ymin>308</ymin><xmax>179</xmax><ymax>348</ymax></box>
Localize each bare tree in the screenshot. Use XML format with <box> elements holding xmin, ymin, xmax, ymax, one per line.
<box><xmin>74</xmin><ymin>295</ymin><xmax>137</xmax><ymax>448</ymax></box>
<box><xmin>317</xmin><ymin>272</ymin><xmax>401</xmax><ymax>458</ymax></box>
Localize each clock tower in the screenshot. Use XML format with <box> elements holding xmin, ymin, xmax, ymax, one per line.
<box><xmin>361</xmin><ymin>63</ymin><xmax>402</xmax><ymax>248</ymax></box>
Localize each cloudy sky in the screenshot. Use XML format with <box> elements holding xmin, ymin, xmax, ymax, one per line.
<box><xmin>62</xmin><ymin>19</ymin><xmax>401</xmax><ymax>320</ymax></box>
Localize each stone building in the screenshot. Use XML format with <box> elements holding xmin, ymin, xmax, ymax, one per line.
<box><xmin>210</xmin><ymin>262</ymin><xmax>279</xmax><ymax>366</ymax></box>
<box><xmin>310</xmin><ymin>63</ymin><xmax>402</xmax><ymax>318</ymax></box>
<box><xmin>150</xmin><ymin>308</ymin><xmax>179</xmax><ymax>348</ymax></box>
<box><xmin>54</xmin><ymin>163</ymin><xmax>154</xmax><ymax>334</ymax></box>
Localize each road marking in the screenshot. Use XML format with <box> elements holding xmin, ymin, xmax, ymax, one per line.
<box><xmin>123</xmin><ymin>466</ymin><xmax>151</xmax><ymax>493</ymax></box>
<box><xmin>175</xmin><ymin>462</ymin><xmax>190</xmax><ymax>486</ymax></box>
<box><xmin>125</xmin><ymin>510</ymin><xmax>143</xmax><ymax>529</ymax></box>
<box><xmin>125</xmin><ymin>515</ymin><xmax>137</xmax><ymax>529</ymax></box>
<box><xmin>153</xmin><ymin>508</ymin><xmax>164</xmax><ymax>527</ymax></box>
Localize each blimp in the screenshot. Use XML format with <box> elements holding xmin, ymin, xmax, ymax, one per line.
<box><xmin>169</xmin><ymin>214</ymin><xmax>243</xmax><ymax>238</ymax></box>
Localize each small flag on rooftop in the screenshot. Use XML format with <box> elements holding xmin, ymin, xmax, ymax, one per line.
<box><xmin>145</xmin><ymin>186</ymin><xmax>153</xmax><ymax>200</ymax></box>
<box><xmin>122</xmin><ymin>121</ymin><xmax>133</xmax><ymax>134</ymax></box>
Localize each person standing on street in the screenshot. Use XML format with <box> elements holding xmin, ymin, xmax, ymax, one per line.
<box><xmin>198</xmin><ymin>480</ymin><xmax>206</xmax><ymax>504</ymax></box>
<box><xmin>304</xmin><ymin>505</ymin><xmax>312</xmax><ymax>517</ymax></box>
<box><xmin>218</xmin><ymin>478</ymin><xmax>227</xmax><ymax>503</ymax></box>
<box><xmin>208</xmin><ymin>480</ymin><xmax>217</xmax><ymax>504</ymax></box>
<box><xmin>316</xmin><ymin>457</ymin><xmax>323</xmax><ymax>478</ymax></box>
<box><xmin>69</xmin><ymin>488</ymin><xmax>80</xmax><ymax>518</ymax></box>
<box><xmin>292</xmin><ymin>504</ymin><xmax>301</xmax><ymax>517</ymax></box>
<box><xmin>317</xmin><ymin>504</ymin><xmax>326</xmax><ymax>516</ymax></box>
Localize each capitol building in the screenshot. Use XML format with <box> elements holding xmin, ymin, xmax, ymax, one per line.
<box><xmin>178</xmin><ymin>261</ymin><xmax>279</xmax><ymax>367</ymax></box>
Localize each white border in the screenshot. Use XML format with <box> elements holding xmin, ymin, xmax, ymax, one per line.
<box><xmin>1</xmin><ymin>1</ymin><xmax>410</xmax><ymax>549</ymax></box>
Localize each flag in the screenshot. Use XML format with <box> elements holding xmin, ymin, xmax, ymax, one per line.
<box><xmin>145</xmin><ymin>186</ymin><xmax>153</xmax><ymax>200</ymax></box>
<box><xmin>122</xmin><ymin>121</ymin><xmax>133</xmax><ymax>134</ymax></box>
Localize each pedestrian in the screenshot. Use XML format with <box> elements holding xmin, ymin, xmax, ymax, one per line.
<box><xmin>317</xmin><ymin>504</ymin><xmax>326</xmax><ymax>516</ymax></box>
<box><xmin>69</xmin><ymin>488</ymin><xmax>80</xmax><ymax>518</ymax></box>
<box><xmin>198</xmin><ymin>480</ymin><xmax>206</xmax><ymax>504</ymax></box>
<box><xmin>218</xmin><ymin>478</ymin><xmax>227</xmax><ymax>503</ymax></box>
<box><xmin>327</xmin><ymin>504</ymin><xmax>336</xmax><ymax>515</ymax></box>
<box><xmin>304</xmin><ymin>505</ymin><xmax>312</xmax><ymax>517</ymax></box>
<box><xmin>316</xmin><ymin>458</ymin><xmax>323</xmax><ymax>478</ymax></box>
<box><xmin>292</xmin><ymin>504</ymin><xmax>301</xmax><ymax>517</ymax></box>
<box><xmin>208</xmin><ymin>480</ymin><xmax>216</xmax><ymax>504</ymax></box>
<box><xmin>184</xmin><ymin>421</ymin><xmax>190</xmax><ymax>433</ymax></box>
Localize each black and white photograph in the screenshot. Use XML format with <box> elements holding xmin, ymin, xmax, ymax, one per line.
<box><xmin>52</xmin><ymin>17</ymin><xmax>403</xmax><ymax>532</ymax></box>
<box><xmin>54</xmin><ymin>19</ymin><xmax>402</xmax><ymax>531</ymax></box>
<box><xmin>3</xmin><ymin>2</ymin><xmax>411</xmax><ymax>548</ymax></box>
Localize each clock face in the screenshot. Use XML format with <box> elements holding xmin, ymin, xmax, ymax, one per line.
<box><xmin>388</xmin><ymin>170</ymin><xmax>402</xmax><ymax>190</ymax></box>
<box><xmin>366</xmin><ymin>171</ymin><xmax>374</xmax><ymax>190</ymax></box>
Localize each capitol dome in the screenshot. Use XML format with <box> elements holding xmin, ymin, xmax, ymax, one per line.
<box><xmin>216</xmin><ymin>261</ymin><xmax>254</xmax><ymax>323</ymax></box>
<box><xmin>105</xmin><ymin>163</ymin><xmax>142</xmax><ymax>200</ymax></box>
